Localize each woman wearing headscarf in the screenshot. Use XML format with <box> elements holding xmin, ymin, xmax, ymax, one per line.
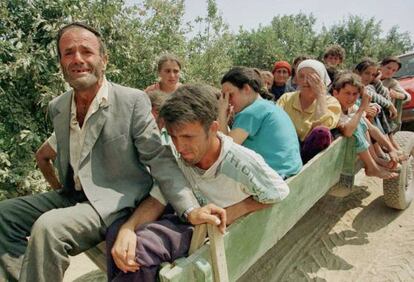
<box><xmin>277</xmin><ymin>59</ymin><xmax>341</xmax><ymax>163</ymax></box>
<box><xmin>270</xmin><ymin>60</ymin><xmax>295</xmax><ymax>101</ymax></box>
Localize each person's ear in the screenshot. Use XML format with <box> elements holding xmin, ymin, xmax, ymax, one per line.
<box><xmin>101</xmin><ymin>54</ymin><xmax>108</xmax><ymax>71</ymax></box>
<box><xmin>210</xmin><ymin>121</ymin><xmax>219</xmax><ymax>133</ymax></box>
<box><xmin>242</xmin><ymin>83</ymin><xmax>251</xmax><ymax>94</ymax></box>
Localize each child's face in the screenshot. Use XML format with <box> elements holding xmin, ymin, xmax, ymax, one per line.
<box><xmin>333</xmin><ymin>84</ymin><xmax>360</xmax><ymax>111</ymax></box>
<box><xmin>159</xmin><ymin>60</ymin><xmax>181</xmax><ymax>86</ymax></box>
<box><xmin>380</xmin><ymin>62</ymin><xmax>400</xmax><ymax>79</ymax></box>
<box><xmin>261</xmin><ymin>73</ymin><xmax>274</xmax><ymax>90</ymax></box>
<box><xmin>359</xmin><ymin>66</ymin><xmax>377</xmax><ymax>85</ymax></box>
<box><xmin>221</xmin><ymin>82</ymin><xmax>251</xmax><ymax>114</ymax></box>
<box><xmin>324</xmin><ymin>54</ymin><xmax>342</xmax><ymax>67</ymax></box>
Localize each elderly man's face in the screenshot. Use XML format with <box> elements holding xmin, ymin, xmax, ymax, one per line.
<box><xmin>59</xmin><ymin>28</ymin><xmax>107</xmax><ymax>90</ymax></box>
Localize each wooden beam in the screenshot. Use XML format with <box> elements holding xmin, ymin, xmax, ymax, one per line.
<box><xmin>189</xmin><ymin>224</ymin><xmax>208</xmax><ymax>255</ymax></box>
<box><xmin>207</xmin><ymin>225</ymin><xmax>229</xmax><ymax>282</ymax></box>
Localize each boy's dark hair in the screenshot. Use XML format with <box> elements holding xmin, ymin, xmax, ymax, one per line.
<box><xmin>323</xmin><ymin>44</ymin><xmax>346</xmax><ymax>62</ymax></box>
<box><xmin>159</xmin><ymin>84</ymin><xmax>218</xmax><ymax>132</ymax></box>
<box><xmin>222</xmin><ymin>66</ymin><xmax>273</xmax><ymax>101</ymax></box>
<box><xmin>354</xmin><ymin>58</ymin><xmax>377</xmax><ymax>74</ymax></box>
<box><xmin>326</xmin><ymin>65</ymin><xmax>339</xmax><ymax>83</ymax></box>
<box><xmin>157</xmin><ymin>53</ymin><xmax>182</xmax><ymax>72</ymax></box>
<box><xmin>147</xmin><ymin>90</ymin><xmax>169</xmax><ymax>112</ymax></box>
<box><xmin>332</xmin><ymin>72</ymin><xmax>364</xmax><ymax>93</ymax></box>
<box><xmin>57</xmin><ymin>22</ymin><xmax>106</xmax><ymax>59</ymax></box>
<box><xmin>380</xmin><ymin>56</ymin><xmax>402</xmax><ymax>70</ymax></box>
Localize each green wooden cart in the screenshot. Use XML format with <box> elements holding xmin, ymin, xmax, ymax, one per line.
<box><xmin>85</xmin><ymin>101</ymin><xmax>414</xmax><ymax>282</ymax></box>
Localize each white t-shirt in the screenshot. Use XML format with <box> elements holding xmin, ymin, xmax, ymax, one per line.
<box><xmin>151</xmin><ymin>132</ymin><xmax>289</xmax><ymax>208</ymax></box>
<box><xmin>338</xmin><ymin>104</ymin><xmax>360</xmax><ymax>125</ymax></box>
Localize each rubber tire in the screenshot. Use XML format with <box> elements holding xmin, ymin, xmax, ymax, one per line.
<box><xmin>383</xmin><ymin>131</ymin><xmax>414</xmax><ymax>210</ymax></box>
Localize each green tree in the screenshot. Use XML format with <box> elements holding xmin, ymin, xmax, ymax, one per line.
<box><xmin>1</xmin><ymin>0</ymin><xmax>412</xmax><ymax>200</ymax></box>
<box><xmin>185</xmin><ymin>0</ymin><xmax>235</xmax><ymax>86</ymax></box>
<box><xmin>318</xmin><ymin>16</ymin><xmax>413</xmax><ymax>67</ymax></box>
<box><xmin>0</xmin><ymin>0</ymin><xmax>189</xmax><ymax>199</ymax></box>
<box><xmin>231</xmin><ymin>13</ymin><xmax>319</xmax><ymax>71</ymax></box>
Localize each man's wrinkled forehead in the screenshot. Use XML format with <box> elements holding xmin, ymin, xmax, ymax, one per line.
<box><xmin>57</xmin><ymin>23</ymin><xmax>106</xmax><ymax>58</ymax></box>
<box><xmin>59</xmin><ymin>27</ymin><xmax>100</xmax><ymax>48</ymax></box>
<box><xmin>166</xmin><ymin>120</ymin><xmax>204</xmax><ymax>134</ymax></box>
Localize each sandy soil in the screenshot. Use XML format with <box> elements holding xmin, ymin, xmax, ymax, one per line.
<box><xmin>64</xmin><ymin>253</ymin><xmax>103</xmax><ymax>282</ymax></box>
<box><xmin>65</xmin><ymin>171</ymin><xmax>414</xmax><ymax>281</ymax></box>
<box><xmin>239</xmin><ymin>171</ymin><xmax>414</xmax><ymax>282</ymax></box>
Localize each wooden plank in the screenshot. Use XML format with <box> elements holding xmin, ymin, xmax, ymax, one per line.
<box><xmin>84</xmin><ymin>241</ymin><xmax>107</xmax><ymax>272</ymax></box>
<box><xmin>189</xmin><ymin>224</ymin><xmax>207</xmax><ymax>255</ymax></box>
<box><xmin>159</xmin><ymin>137</ymin><xmax>349</xmax><ymax>281</ymax></box>
<box><xmin>207</xmin><ymin>225</ymin><xmax>229</xmax><ymax>282</ymax></box>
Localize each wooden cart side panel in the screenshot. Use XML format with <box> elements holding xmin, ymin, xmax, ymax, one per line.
<box><xmin>159</xmin><ymin>137</ymin><xmax>348</xmax><ymax>281</ymax></box>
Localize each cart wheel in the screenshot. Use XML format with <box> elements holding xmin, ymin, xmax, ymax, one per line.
<box><xmin>383</xmin><ymin>131</ymin><xmax>414</xmax><ymax>210</ymax></box>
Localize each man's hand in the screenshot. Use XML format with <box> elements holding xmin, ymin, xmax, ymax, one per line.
<box><xmin>187</xmin><ymin>204</ymin><xmax>227</xmax><ymax>234</ymax></box>
<box><xmin>111</xmin><ymin>224</ymin><xmax>140</xmax><ymax>273</ymax></box>
<box><xmin>35</xmin><ymin>141</ymin><xmax>62</xmax><ymax>190</ymax></box>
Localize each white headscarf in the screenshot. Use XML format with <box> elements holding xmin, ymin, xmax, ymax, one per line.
<box><xmin>296</xmin><ymin>59</ymin><xmax>331</xmax><ymax>86</ymax></box>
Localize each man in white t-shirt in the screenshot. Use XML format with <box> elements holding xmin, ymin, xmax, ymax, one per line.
<box><xmin>106</xmin><ymin>84</ymin><xmax>290</xmax><ymax>282</ymax></box>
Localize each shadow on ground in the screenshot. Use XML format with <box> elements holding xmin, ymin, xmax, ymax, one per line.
<box><xmin>238</xmin><ymin>183</ymin><xmax>403</xmax><ymax>282</ymax></box>
<box><xmin>73</xmin><ymin>270</ymin><xmax>106</xmax><ymax>282</ymax></box>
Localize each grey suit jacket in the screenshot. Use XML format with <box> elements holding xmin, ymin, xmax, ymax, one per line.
<box><xmin>48</xmin><ymin>82</ymin><xmax>199</xmax><ymax>226</ymax></box>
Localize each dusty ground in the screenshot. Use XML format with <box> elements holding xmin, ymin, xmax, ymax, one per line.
<box><xmin>239</xmin><ymin>171</ymin><xmax>414</xmax><ymax>282</ymax></box>
<box><xmin>65</xmin><ymin>171</ymin><xmax>414</xmax><ymax>281</ymax></box>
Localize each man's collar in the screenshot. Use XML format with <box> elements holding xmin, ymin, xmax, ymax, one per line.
<box><xmin>70</xmin><ymin>77</ymin><xmax>109</xmax><ymax>118</ymax></box>
<box><xmin>95</xmin><ymin>77</ymin><xmax>109</xmax><ymax>107</ymax></box>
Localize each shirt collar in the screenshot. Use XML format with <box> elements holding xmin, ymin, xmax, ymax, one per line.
<box><xmin>95</xmin><ymin>77</ymin><xmax>109</xmax><ymax>108</ymax></box>
<box><xmin>70</xmin><ymin>77</ymin><xmax>109</xmax><ymax>115</ymax></box>
<box><xmin>292</xmin><ymin>91</ymin><xmax>316</xmax><ymax>114</ymax></box>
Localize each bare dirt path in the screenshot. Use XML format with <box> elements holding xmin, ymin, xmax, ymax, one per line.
<box><xmin>239</xmin><ymin>171</ymin><xmax>414</xmax><ymax>282</ymax></box>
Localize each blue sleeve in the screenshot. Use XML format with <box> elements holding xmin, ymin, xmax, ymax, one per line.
<box><xmin>232</xmin><ymin>102</ymin><xmax>264</xmax><ymax>137</ymax></box>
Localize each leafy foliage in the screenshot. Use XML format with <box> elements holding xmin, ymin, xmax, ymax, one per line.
<box><xmin>231</xmin><ymin>13</ymin><xmax>413</xmax><ymax>71</ymax></box>
<box><xmin>185</xmin><ymin>0</ymin><xmax>235</xmax><ymax>86</ymax></box>
<box><xmin>231</xmin><ymin>14</ymin><xmax>319</xmax><ymax>70</ymax></box>
<box><xmin>0</xmin><ymin>0</ymin><xmax>412</xmax><ymax>199</ymax></box>
<box><xmin>318</xmin><ymin>16</ymin><xmax>413</xmax><ymax>67</ymax></box>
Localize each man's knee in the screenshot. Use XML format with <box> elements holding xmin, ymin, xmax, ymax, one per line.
<box><xmin>30</xmin><ymin>211</ymin><xmax>66</xmax><ymax>241</ymax></box>
<box><xmin>134</xmin><ymin>220</ymin><xmax>192</xmax><ymax>267</ymax></box>
<box><xmin>0</xmin><ymin>198</ymin><xmax>23</xmax><ymax>228</ymax></box>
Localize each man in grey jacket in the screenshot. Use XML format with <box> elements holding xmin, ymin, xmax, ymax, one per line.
<box><xmin>0</xmin><ymin>22</ymin><xmax>220</xmax><ymax>282</ymax></box>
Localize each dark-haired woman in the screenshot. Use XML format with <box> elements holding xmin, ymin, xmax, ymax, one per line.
<box><xmin>145</xmin><ymin>53</ymin><xmax>182</xmax><ymax>94</ymax></box>
<box><xmin>218</xmin><ymin>66</ymin><xmax>302</xmax><ymax>179</ymax></box>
